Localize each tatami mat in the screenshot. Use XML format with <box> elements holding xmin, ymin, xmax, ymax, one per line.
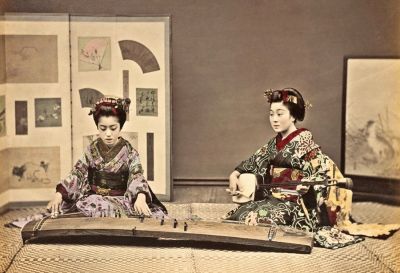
<box><xmin>0</xmin><ymin>207</ymin><xmax>43</xmax><ymax>273</ymax></box>
<box><xmin>351</xmin><ymin>202</ymin><xmax>400</xmax><ymax>224</ymax></box>
<box><xmin>360</xmin><ymin>232</ymin><xmax>400</xmax><ymax>273</ymax></box>
<box><xmin>191</xmin><ymin>244</ymin><xmax>390</xmax><ymax>273</ymax></box>
<box><xmin>7</xmin><ymin>245</ymin><xmax>195</xmax><ymax>273</ymax></box>
<box><xmin>1</xmin><ymin>202</ymin><xmax>399</xmax><ymax>273</ymax></box>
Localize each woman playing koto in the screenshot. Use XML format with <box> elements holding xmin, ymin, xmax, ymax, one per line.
<box><xmin>47</xmin><ymin>96</ymin><xmax>167</xmax><ymax>219</ymax></box>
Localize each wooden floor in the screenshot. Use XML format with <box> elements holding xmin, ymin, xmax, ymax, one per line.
<box><xmin>1</xmin><ymin>202</ymin><xmax>400</xmax><ymax>273</ymax></box>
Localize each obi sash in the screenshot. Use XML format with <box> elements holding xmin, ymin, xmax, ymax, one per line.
<box><xmin>88</xmin><ymin>168</ymin><xmax>129</xmax><ymax>196</ymax></box>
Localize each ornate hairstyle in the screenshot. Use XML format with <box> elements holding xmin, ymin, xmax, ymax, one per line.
<box><xmin>264</xmin><ymin>88</ymin><xmax>311</xmax><ymax>122</ymax></box>
<box><xmin>89</xmin><ymin>96</ymin><xmax>131</xmax><ymax>129</ymax></box>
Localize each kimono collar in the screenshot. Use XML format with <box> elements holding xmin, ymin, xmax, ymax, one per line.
<box><xmin>97</xmin><ymin>137</ymin><xmax>126</xmax><ymax>162</ymax></box>
<box><xmin>276</xmin><ymin>128</ymin><xmax>308</xmax><ymax>151</ymax></box>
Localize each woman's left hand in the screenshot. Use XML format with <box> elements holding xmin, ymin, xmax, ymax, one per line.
<box><xmin>133</xmin><ymin>193</ymin><xmax>152</xmax><ymax>216</ymax></box>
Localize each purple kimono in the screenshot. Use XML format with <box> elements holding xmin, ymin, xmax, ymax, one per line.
<box><xmin>56</xmin><ymin>137</ymin><xmax>167</xmax><ymax>218</ymax></box>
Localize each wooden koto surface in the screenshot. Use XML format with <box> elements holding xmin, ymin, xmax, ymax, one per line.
<box><xmin>22</xmin><ymin>217</ymin><xmax>314</xmax><ymax>253</ymax></box>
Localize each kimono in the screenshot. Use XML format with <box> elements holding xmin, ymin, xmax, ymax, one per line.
<box><xmin>223</xmin><ymin>128</ymin><xmax>363</xmax><ymax>248</ymax></box>
<box><xmin>56</xmin><ymin>137</ymin><xmax>167</xmax><ymax>218</ymax></box>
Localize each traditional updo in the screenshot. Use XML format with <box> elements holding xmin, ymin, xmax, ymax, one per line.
<box><xmin>265</xmin><ymin>88</ymin><xmax>306</xmax><ymax>122</ymax></box>
<box><xmin>89</xmin><ymin>97</ymin><xmax>131</xmax><ymax>129</ymax></box>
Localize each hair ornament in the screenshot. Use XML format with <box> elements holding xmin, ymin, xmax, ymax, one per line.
<box><xmin>263</xmin><ymin>89</ymin><xmax>274</xmax><ymax>103</ymax></box>
<box><xmin>264</xmin><ymin>89</ymin><xmax>299</xmax><ymax>104</ymax></box>
<box><xmin>287</xmin><ymin>95</ymin><xmax>298</xmax><ymax>104</ymax></box>
<box><xmin>88</xmin><ymin>96</ymin><xmax>131</xmax><ymax>115</ymax></box>
<box><xmin>305</xmin><ymin>100</ymin><xmax>313</xmax><ymax>109</ymax></box>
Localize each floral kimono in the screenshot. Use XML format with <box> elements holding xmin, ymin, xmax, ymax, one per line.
<box><xmin>223</xmin><ymin>128</ymin><xmax>363</xmax><ymax>248</ymax></box>
<box><xmin>56</xmin><ymin>137</ymin><xmax>167</xmax><ymax>218</ymax></box>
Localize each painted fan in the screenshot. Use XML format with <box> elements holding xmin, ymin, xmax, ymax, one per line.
<box><xmin>79</xmin><ymin>38</ymin><xmax>110</xmax><ymax>70</ymax></box>
<box><xmin>118</xmin><ymin>40</ymin><xmax>160</xmax><ymax>73</ymax></box>
<box><xmin>79</xmin><ymin>88</ymin><xmax>105</xmax><ymax>108</ymax></box>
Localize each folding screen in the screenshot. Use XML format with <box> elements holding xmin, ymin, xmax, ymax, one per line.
<box><xmin>0</xmin><ymin>14</ymin><xmax>171</xmax><ymax>208</ymax></box>
<box><xmin>0</xmin><ymin>13</ymin><xmax>71</xmax><ymax>207</ymax></box>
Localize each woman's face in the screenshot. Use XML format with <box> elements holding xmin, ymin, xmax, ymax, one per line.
<box><xmin>97</xmin><ymin>116</ymin><xmax>121</xmax><ymax>147</ymax></box>
<box><xmin>269</xmin><ymin>102</ymin><xmax>295</xmax><ymax>134</ymax></box>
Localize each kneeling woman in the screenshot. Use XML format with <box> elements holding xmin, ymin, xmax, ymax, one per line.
<box><xmin>47</xmin><ymin>97</ymin><xmax>167</xmax><ymax>218</ymax></box>
<box><xmin>224</xmin><ymin>88</ymin><xmax>362</xmax><ymax>248</ymax></box>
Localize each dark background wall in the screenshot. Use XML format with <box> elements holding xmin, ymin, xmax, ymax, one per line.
<box><xmin>3</xmin><ymin>0</ymin><xmax>400</xmax><ymax>202</ymax></box>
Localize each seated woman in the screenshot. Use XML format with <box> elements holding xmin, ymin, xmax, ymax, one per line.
<box><xmin>224</xmin><ymin>88</ymin><xmax>361</xmax><ymax>248</ymax></box>
<box><xmin>47</xmin><ymin>96</ymin><xmax>167</xmax><ymax>219</ymax></box>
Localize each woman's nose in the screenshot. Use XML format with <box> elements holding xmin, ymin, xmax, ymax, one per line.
<box><xmin>105</xmin><ymin>129</ymin><xmax>112</xmax><ymax>136</ymax></box>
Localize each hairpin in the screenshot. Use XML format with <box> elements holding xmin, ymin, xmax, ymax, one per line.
<box><xmin>88</xmin><ymin>96</ymin><xmax>131</xmax><ymax>115</ymax></box>
<box><xmin>305</xmin><ymin>100</ymin><xmax>312</xmax><ymax>109</ymax></box>
<box><xmin>264</xmin><ymin>89</ymin><xmax>274</xmax><ymax>103</ymax></box>
<box><xmin>264</xmin><ymin>89</ymin><xmax>298</xmax><ymax>104</ymax></box>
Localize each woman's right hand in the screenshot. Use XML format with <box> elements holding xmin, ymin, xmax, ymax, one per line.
<box><xmin>46</xmin><ymin>192</ymin><xmax>63</xmax><ymax>218</ymax></box>
<box><xmin>228</xmin><ymin>170</ymin><xmax>241</xmax><ymax>194</ymax></box>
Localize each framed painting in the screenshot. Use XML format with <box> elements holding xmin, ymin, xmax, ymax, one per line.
<box><xmin>343</xmin><ymin>57</ymin><xmax>400</xmax><ymax>181</ymax></box>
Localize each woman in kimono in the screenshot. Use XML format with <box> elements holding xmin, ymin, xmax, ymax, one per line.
<box><xmin>224</xmin><ymin>88</ymin><xmax>361</xmax><ymax>248</ymax></box>
<box><xmin>47</xmin><ymin>96</ymin><xmax>167</xmax><ymax>219</ymax></box>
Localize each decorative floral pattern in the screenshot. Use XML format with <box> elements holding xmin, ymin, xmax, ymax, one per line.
<box><xmin>315</xmin><ymin>227</ymin><xmax>364</xmax><ymax>249</ymax></box>
<box><xmin>228</xmin><ymin>128</ymin><xmax>363</xmax><ymax>248</ymax></box>
<box><xmin>223</xmin><ymin>196</ymin><xmax>319</xmax><ymax>232</ymax></box>
<box><xmin>235</xmin><ymin>128</ymin><xmax>329</xmax><ymax>187</ymax></box>
<box><xmin>57</xmin><ymin>137</ymin><xmax>166</xmax><ymax>217</ymax></box>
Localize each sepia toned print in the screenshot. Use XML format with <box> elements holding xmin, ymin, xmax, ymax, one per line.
<box><xmin>5</xmin><ymin>35</ymin><xmax>58</xmax><ymax>83</ymax></box>
<box><xmin>136</xmin><ymin>88</ymin><xmax>158</xmax><ymax>116</ymax></box>
<box><xmin>345</xmin><ymin>59</ymin><xmax>400</xmax><ymax>179</ymax></box>
<box><xmin>0</xmin><ymin>35</ymin><xmax>5</xmax><ymax>84</ymax></box>
<box><xmin>79</xmin><ymin>88</ymin><xmax>105</xmax><ymax>108</ymax></box>
<box><xmin>35</xmin><ymin>98</ymin><xmax>62</xmax><ymax>127</ymax></box>
<box><xmin>118</xmin><ymin>40</ymin><xmax>160</xmax><ymax>73</ymax></box>
<box><xmin>9</xmin><ymin>146</ymin><xmax>60</xmax><ymax>189</ymax></box>
<box><xmin>78</xmin><ymin>37</ymin><xmax>111</xmax><ymax>71</ymax></box>
<box><xmin>15</xmin><ymin>101</ymin><xmax>28</xmax><ymax>135</ymax></box>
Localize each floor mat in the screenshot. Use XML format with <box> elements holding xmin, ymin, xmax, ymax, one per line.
<box><xmin>1</xmin><ymin>202</ymin><xmax>399</xmax><ymax>273</ymax></box>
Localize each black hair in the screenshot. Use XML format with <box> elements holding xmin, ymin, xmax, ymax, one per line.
<box><xmin>93</xmin><ymin>105</ymin><xmax>127</xmax><ymax>129</ymax></box>
<box><xmin>269</xmin><ymin>87</ymin><xmax>305</xmax><ymax>122</ymax></box>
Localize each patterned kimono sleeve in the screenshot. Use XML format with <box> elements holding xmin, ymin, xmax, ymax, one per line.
<box><xmin>235</xmin><ymin>140</ymin><xmax>273</xmax><ymax>174</ymax></box>
<box><xmin>235</xmin><ymin>153</ymin><xmax>258</xmax><ymax>174</ymax></box>
<box><xmin>56</xmin><ymin>152</ymin><xmax>90</xmax><ymax>202</ymax></box>
<box><xmin>302</xmin><ymin>148</ymin><xmax>330</xmax><ymax>193</ymax></box>
<box><xmin>126</xmin><ymin>149</ymin><xmax>152</xmax><ymax>202</ymax></box>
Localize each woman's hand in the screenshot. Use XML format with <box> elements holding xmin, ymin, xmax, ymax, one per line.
<box><xmin>46</xmin><ymin>192</ymin><xmax>63</xmax><ymax>218</ymax></box>
<box><xmin>227</xmin><ymin>170</ymin><xmax>241</xmax><ymax>195</ymax></box>
<box><xmin>133</xmin><ymin>193</ymin><xmax>152</xmax><ymax>216</ymax></box>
